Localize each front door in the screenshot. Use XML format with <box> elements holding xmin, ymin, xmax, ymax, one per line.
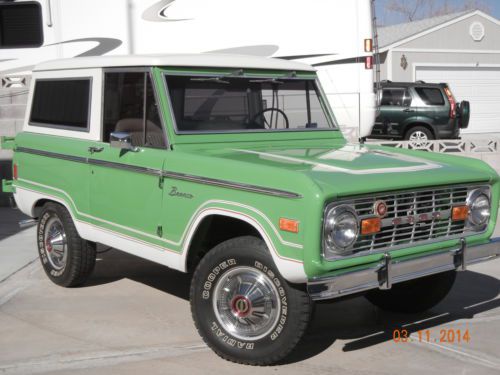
<box><xmin>374</xmin><ymin>87</ymin><xmax>413</xmax><ymax>138</ymax></box>
<box><xmin>89</xmin><ymin>70</ymin><xmax>168</xmax><ymax>246</ymax></box>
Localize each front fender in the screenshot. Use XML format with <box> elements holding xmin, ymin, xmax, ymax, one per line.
<box><xmin>179</xmin><ymin>201</ymin><xmax>307</xmax><ymax>283</ymax></box>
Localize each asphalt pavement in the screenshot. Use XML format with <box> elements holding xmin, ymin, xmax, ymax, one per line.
<box><xmin>0</xmin><ymin>208</ymin><xmax>499</xmax><ymax>374</ymax></box>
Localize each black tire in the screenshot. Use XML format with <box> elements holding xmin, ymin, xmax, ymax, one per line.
<box><xmin>37</xmin><ymin>202</ymin><xmax>96</xmax><ymax>287</ymax></box>
<box><xmin>404</xmin><ymin>126</ymin><xmax>435</xmax><ymax>141</ymax></box>
<box><xmin>458</xmin><ymin>101</ymin><xmax>470</xmax><ymax>129</ymax></box>
<box><xmin>365</xmin><ymin>271</ymin><xmax>456</xmax><ymax>314</ymax></box>
<box><xmin>190</xmin><ymin>236</ymin><xmax>312</xmax><ymax>365</ymax></box>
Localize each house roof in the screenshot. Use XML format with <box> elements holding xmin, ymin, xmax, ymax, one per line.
<box><xmin>34</xmin><ymin>53</ymin><xmax>316</xmax><ymax>72</ymax></box>
<box><xmin>378</xmin><ymin>10</ymin><xmax>482</xmax><ymax>50</ymax></box>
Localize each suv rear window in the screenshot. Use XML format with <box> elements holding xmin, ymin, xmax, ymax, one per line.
<box><xmin>0</xmin><ymin>2</ymin><xmax>43</xmax><ymax>48</ymax></box>
<box><xmin>30</xmin><ymin>79</ymin><xmax>91</xmax><ymax>130</ymax></box>
<box><xmin>415</xmin><ymin>87</ymin><xmax>445</xmax><ymax>106</ymax></box>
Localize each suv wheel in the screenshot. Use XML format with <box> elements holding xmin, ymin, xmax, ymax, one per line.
<box><xmin>405</xmin><ymin>126</ymin><xmax>434</xmax><ymax>147</ymax></box>
<box><xmin>190</xmin><ymin>236</ymin><xmax>312</xmax><ymax>365</ymax></box>
<box><xmin>37</xmin><ymin>202</ymin><xmax>96</xmax><ymax>287</ymax></box>
<box><xmin>365</xmin><ymin>271</ymin><xmax>456</xmax><ymax>314</ymax></box>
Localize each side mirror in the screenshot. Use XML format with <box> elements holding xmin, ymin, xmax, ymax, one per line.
<box><xmin>110</xmin><ymin>132</ymin><xmax>138</xmax><ymax>152</ymax></box>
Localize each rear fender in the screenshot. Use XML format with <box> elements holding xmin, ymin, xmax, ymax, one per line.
<box><xmin>402</xmin><ymin>121</ymin><xmax>436</xmax><ymax>139</ymax></box>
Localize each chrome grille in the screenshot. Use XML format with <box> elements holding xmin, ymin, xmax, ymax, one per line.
<box><xmin>343</xmin><ymin>185</ymin><xmax>477</xmax><ymax>256</ymax></box>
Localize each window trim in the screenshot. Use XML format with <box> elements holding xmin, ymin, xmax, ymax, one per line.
<box><xmin>29</xmin><ymin>77</ymin><xmax>92</xmax><ymax>132</ymax></box>
<box><xmin>0</xmin><ymin>1</ymin><xmax>44</xmax><ymax>49</ymax></box>
<box><xmin>402</xmin><ymin>89</ymin><xmax>412</xmax><ymax>107</ymax></box>
<box><xmin>161</xmin><ymin>72</ymin><xmax>337</xmax><ymax>135</ymax></box>
<box><xmin>101</xmin><ymin>67</ymin><xmax>169</xmax><ymax>150</ymax></box>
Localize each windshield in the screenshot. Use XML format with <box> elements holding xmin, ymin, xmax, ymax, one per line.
<box><xmin>165</xmin><ymin>75</ymin><xmax>335</xmax><ymax>133</ymax></box>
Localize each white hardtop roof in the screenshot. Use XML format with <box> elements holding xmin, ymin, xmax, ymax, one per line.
<box><xmin>34</xmin><ymin>53</ymin><xmax>316</xmax><ymax>72</ymax></box>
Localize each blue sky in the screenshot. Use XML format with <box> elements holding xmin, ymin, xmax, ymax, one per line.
<box><xmin>375</xmin><ymin>0</ymin><xmax>500</xmax><ymax>25</ymax></box>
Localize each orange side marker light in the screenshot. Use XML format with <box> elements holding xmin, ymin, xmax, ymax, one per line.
<box><xmin>279</xmin><ymin>218</ymin><xmax>299</xmax><ymax>233</ymax></box>
<box><xmin>361</xmin><ymin>217</ymin><xmax>381</xmax><ymax>236</ymax></box>
<box><xmin>452</xmin><ymin>206</ymin><xmax>469</xmax><ymax>221</ymax></box>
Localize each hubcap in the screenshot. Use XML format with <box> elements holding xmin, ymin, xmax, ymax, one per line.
<box><xmin>44</xmin><ymin>217</ymin><xmax>67</xmax><ymax>271</ymax></box>
<box><xmin>231</xmin><ymin>295</ymin><xmax>252</xmax><ymax>317</ymax></box>
<box><xmin>212</xmin><ymin>266</ymin><xmax>281</xmax><ymax>341</ymax></box>
<box><xmin>408</xmin><ymin>131</ymin><xmax>429</xmax><ymax>147</ymax></box>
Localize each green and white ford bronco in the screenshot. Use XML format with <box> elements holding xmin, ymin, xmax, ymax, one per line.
<box><xmin>1</xmin><ymin>54</ymin><xmax>499</xmax><ymax>365</ymax></box>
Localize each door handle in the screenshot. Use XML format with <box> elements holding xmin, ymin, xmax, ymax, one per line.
<box><xmin>88</xmin><ymin>146</ymin><xmax>104</xmax><ymax>154</ymax></box>
<box><xmin>403</xmin><ymin>108</ymin><xmax>415</xmax><ymax>113</ymax></box>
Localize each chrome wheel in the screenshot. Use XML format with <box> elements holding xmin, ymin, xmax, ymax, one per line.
<box><xmin>408</xmin><ymin>130</ymin><xmax>429</xmax><ymax>147</ymax></box>
<box><xmin>43</xmin><ymin>217</ymin><xmax>67</xmax><ymax>271</ymax></box>
<box><xmin>212</xmin><ymin>266</ymin><xmax>281</xmax><ymax>341</ymax></box>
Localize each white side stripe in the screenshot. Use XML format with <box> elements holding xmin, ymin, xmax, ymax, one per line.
<box><xmin>16</xmin><ymin>178</ymin><xmax>303</xmax><ymax>250</ymax></box>
<box><xmin>13</xmin><ymin>186</ymin><xmax>307</xmax><ymax>281</ymax></box>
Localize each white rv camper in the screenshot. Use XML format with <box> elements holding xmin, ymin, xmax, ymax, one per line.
<box><xmin>0</xmin><ymin>0</ymin><xmax>376</xmax><ymax>141</ymax></box>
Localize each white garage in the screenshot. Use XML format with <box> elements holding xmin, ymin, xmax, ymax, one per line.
<box><xmin>378</xmin><ymin>10</ymin><xmax>500</xmax><ymax>136</ymax></box>
<box><xmin>415</xmin><ymin>66</ymin><xmax>500</xmax><ymax>134</ymax></box>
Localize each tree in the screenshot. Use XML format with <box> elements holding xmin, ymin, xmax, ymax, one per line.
<box><xmin>385</xmin><ymin>0</ymin><xmax>427</xmax><ymax>22</ymax></box>
<box><xmin>383</xmin><ymin>0</ymin><xmax>491</xmax><ymax>24</ymax></box>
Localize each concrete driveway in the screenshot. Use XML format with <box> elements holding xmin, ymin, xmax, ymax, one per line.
<box><xmin>0</xmin><ymin>209</ymin><xmax>499</xmax><ymax>374</ymax></box>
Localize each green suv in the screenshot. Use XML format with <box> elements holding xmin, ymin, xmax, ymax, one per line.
<box><xmin>1</xmin><ymin>54</ymin><xmax>498</xmax><ymax>365</ymax></box>
<box><xmin>370</xmin><ymin>81</ymin><xmax>470</xmax><ymax>142</ymax></box>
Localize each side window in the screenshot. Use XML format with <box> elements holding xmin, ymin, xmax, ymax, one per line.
<box><xmin>0</xmin><ymin>2</ymin><xmax>43</xmax><ymax>48</ymax></box>
<box><xmin>415</xmin><ymin>87</ymin><xmax>445</xmax><ymax>106</ymax></box>
<box><xmin>30</xmin><ymin>79</ymin><xmax>91</xmax><ymax>130</ymax></box>
<box><xmin>380</xmin><ymin>88</ymin><xmax>406</xmax><ymax>107</ymax></box>
<box><xmin>102</xmin><ymin>72</ymin><xmax>166</xmax><ymax>149</ymax></box>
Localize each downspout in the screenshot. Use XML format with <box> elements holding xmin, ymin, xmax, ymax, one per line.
<box><xmin>127</xmin><ymin>0</ymin><xmax>135</xmax><ymax>54</ymax></box>
<box><xmin>371</xmin><ymin>0</ymin><xmax>381</xmax><ymax>114</ymax></box>
<box><xmin>46</xmin><ymin>0</ymin><xmax>53</xmax><ymax>27</ymax></box>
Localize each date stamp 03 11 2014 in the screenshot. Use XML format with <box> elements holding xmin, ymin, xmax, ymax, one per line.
<box><xmin>393</xmin><ymin>328</ymin><xmax>471</xmax><ymax>344</ymax></box>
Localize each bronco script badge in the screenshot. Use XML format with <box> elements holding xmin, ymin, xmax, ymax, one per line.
<box><xmin>169</xmin><ymin>186</ymin><xmax>194</xmax><ymax>199</ymax></box>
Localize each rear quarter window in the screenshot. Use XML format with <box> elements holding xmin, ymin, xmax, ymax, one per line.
<box><xmin>30</xmin><ymin>79</ymin><xmax>91</xmax><ymax>131</ymax></box>
<box><xmin>415</xmin><ymin>87</ymin><xmax>445</xmax><ymax>106</ymax></box>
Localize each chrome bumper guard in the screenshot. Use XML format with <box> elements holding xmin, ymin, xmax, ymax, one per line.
<box><xmin>308</xmin><ymin>238</ymin><xmax>500</xmax><ymax>301</ymax></box>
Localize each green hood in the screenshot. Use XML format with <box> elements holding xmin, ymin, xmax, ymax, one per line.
<box><xmin>175</xmin><ymin>140</ymin><xmax>498</xmax><ymax>199</ymax></box>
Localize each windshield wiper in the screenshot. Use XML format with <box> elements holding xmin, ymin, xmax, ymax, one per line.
<box><xmin>249</xmin><ymin>78</ymin><xmax>284</xmax><ymax>85</ymax></box>
<box><xmin>190</xmin><ymin>77</ymin><xmax>230</xmax><ymax>84</ymax></box>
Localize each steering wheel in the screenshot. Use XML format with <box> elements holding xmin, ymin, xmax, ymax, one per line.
<box><xmin>252</xmin><ymin>108</ymin><xmax>290</xmax><ymax>129</ymax></box>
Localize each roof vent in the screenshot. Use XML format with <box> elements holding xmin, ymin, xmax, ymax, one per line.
<box><xmin>469</xmin><ymin>22</ymin><xmax>485</xmax><ymax>41</ymax></box>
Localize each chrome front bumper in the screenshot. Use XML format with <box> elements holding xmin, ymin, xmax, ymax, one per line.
<box><xmin>308</xmin><ymin>238</ymin><xmax>500</xmax><ymax>301</ymax></box>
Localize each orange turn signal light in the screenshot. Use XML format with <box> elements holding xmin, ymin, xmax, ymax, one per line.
<box><xmin>361</xmin><ymin>217</ymin><xmax>381</xmax><ymax>235</ymax></box>
<box><xmin>364</xmin><ymin>38</ymin><xmax>373</xmax><ymax>52</ymax></box>
<box><xmin>452</xmin><ymin>206</ymin><xmax>469</xmax><ymax>221</ymax></box>
<box><xmin>279</xmin><ymin>218</ymin><xmax>299</xmax><ymax>233</ymax></box>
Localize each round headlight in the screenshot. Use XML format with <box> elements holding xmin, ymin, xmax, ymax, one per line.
<box><xmin>324</xmin><ymin>206</ymin><xmax>359</xmax><ymax>253</ymax></box>
<box><xmin>468</xmin><ymin>192</ymin><xmax>491</xmax><ymax>228</ymax></box>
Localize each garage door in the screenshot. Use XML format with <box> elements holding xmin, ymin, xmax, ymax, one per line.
<box><xmin>415</xmin><ymin>66</ymin><xmax>500</xmax><ymax>134</ymax></box>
